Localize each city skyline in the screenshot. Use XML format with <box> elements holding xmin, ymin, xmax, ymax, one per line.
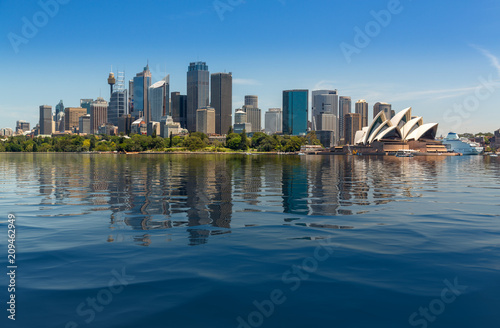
<box><xmin>1</xmin><ymin>1</ymin><xmax>500</xmax><ymax>134</ymax></box>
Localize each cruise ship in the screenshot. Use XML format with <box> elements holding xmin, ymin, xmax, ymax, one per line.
<box><xmin>441</xmin><ymin>133</ymin><xmax>483</xmax><ymax>155</ymax></box>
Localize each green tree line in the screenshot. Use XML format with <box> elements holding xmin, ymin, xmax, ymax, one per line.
<box><xmin>0</xmin><ymin>131</ymin><xmax>323</xmax><ymax>153</ymax></box>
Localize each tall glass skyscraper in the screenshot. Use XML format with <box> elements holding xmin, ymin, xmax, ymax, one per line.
<box><xmin>339</xmin><ymin>96</ymin><xmax>352</xmax><ymax>142</ymax></box>
<box><xmin>132</xmin><ymin>64</ymin><xmax>152</xmax><ymax>122</ymax></box>
<box><xmin>211</xmin><ymin>72</ymin><xmax>232</xmax><ymax>135</ymax></box>
<box><xmin>149</xmin><ymin>76</ymin><xmax>170</xmax><ymax>123</ymax></box>
<box><xmin>187</xmin><ymin>62</ymin><xmax>209</xmax><ymax>132</ymax></box>
<box><xmin>283</xmin><ymin>90</ymin><xmax>308</xmax><ymax>136</ymax></box>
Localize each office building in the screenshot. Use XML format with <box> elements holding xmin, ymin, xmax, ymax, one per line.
<box><xmin>39</xmin><ymin>105</ymin><xmax>53</xmax><ymax>135</ymax></box>
<box><xmin>80</xmin><ymin>99</ymin><xmax>93</xmax><ymax>115</ymax></box>
<box><xmin>160</xmin><ymin>116</ymin><xmax>185</xmax><ymax>138</ymax></box>
<box><xmin>234</xmin><ymin>123</ymin><xmax>252</xmax><ymax>134</ymax></box>
<box><xmin>373</xmin><ymin>102</ymin><xmax>392</xmax><ymax>119</ymax></box>
<box><xmin>118</xmin><ymin>114</ymin><xmax>132</xmax><ymax>135</ymax></box>
<box><xmin>64</xmin><ymin>107</ymin><xmax>87</xmax><ymax>132</ymax></box>
<box><xmin>79</xmin><ymin>114</ymin><xmax>91</xmax><ymax>134</ymax></box>
<box><xmin>311</xmin><ymin>90</ymin><xmax>338</xmax><ymax>131</ymax></box>
<box><xmin>244</xmin><ymin>105</ymin><xmax>261</xmax><ymax>133</ymax></box>
<box><xmin>108</xmin><ymin>71</ymin><xmax>128</xmax><ymax>127</ymax></box>
<box><xmin>55</xmin><ymin>100</ymin><xmax>65</xmax><ymax>117</ymax></box>
<box><xmin>149</xmin><ymin>76</ymin><xmax>170</xmax><ymax>123</ymax></box>
<box><xmin>339</xmin><ymin>96</ymin><xmax>351</xmax><ymax>142</ymax></box>
<box><xmin>171</xmin><ymin>92</ymin><xmax>188</xmax><ymax>129</ymax></box>
<box><xmin>283</xmin><ymin>90</ymin><xmax>308</xmax><ymax>136</ymax></box>
<box><xmin>187</xmin><ymin>62</ymin><xmax>209</xmax><ymax>132</ymax></box>
<box><xmin>132</xmin><ymin>64</ymin><xmax>152</xmax><ymax>121</ymax></box>
<box><xmin>344</xmin><ymin>113</ymin><xmax>361</xmax><ymax>145</ymax></box>
<box><xmin>0</xmin><ymin>128</ymin><xmax>14</xmax><ymax>137</ymax></box>
<box><xmin>245</xmin><ymin>95</ymin><xmax>258</xmax><ymax>109</ymax></box>
<box><xmin>147</xmin><ymin>121</ymin><xmax>161</xmax><ymax>137</ymax></box>
<box><xmin>355</xmin><ymin>99</ymin><xmax>369</xmax><ymax>128</ymax></box>
<box><xmin>16</xmin><ymin>120</ymin><xmax>30</xmax><ymax>134</ymax></box>
<box><xmin>211</xmin><ymin>72</ymin><xmax>232</xmax><ymax>135</ymax></box>
<box><xmin>196</xmin><ymin>107</ymin><xmax>215</xmax><ymax>135</ymax></box>
<box><xmin>265</xmin><ymin>108</ymin><xmax>282</xmax><ymax>135</ymax></box>
<box><xmin>90</xmin><ymin>97</ymin><xmax>108</xmax><ymax>134</ymax></box>
<box><xmin>234</xmin><ymin>110</ymin><xmax>247</xmax><ymax>124</ymax></box>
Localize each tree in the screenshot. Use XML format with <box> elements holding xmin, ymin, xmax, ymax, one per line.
<box><xmin>226</xmin><ymin>135</ymin><xmax>242</xmax><ymax>150</ymax></box>
<box><xmin>169</xmin><ymin>132</ymin><xmax>173</xmax><ymax>148</ymax></box>
<box><xmin>227</xmin><ymin>126</ymin><xmax>233</xmax><ymax>135</ymax></box>
<box><xmin>239</xmin><ymin>130</ymin><xmax>249</xmax><ymax>150</ymax></box>
<box><xmin>184</xmin><ymin>136</ymin><xmax>205</xmax><ymax>151</ymax></box>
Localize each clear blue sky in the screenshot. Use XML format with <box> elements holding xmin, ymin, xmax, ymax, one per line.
<box><xmin>1</xmin><ymin>0</ymin><xmax>500</xmax><ymax>135</ymax></box>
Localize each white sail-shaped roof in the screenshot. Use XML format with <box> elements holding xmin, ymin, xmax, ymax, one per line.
<box><xmin>405</xmin><ymin>123</ymin><xmax>438</xmax><ymax>141</ymax></box>
<box><xmin>374</xmin><ymin>125</ymin><xmax>403</xmax><ymax>141</ymax></box>
<box><xmin>362</xmin><ymin>111</ymin><xmax>387</xmax><ymax>145</ymax></box>
<box><xmin>400</xmin><ymin>116</ymin><xmax>423</xmax><ymax>140</ymax></box>
<box><xmin>390</xmin><ymin>107</ymin><xmax>412</xmax><ymax>130</ymax></box>
<box><xmin>367</xmin><ymin>119</ymin><xmax>392</xmax><ymax>144</ymax></box>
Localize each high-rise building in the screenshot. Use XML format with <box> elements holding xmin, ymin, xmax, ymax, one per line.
<box><xmin>55</xmin><ymin>100</ymin><xmax>65</xmax><ymax>117</ymax></box>
<box><xmin>118</xmin><ymin>114</ymin><xmax>133</xmax><ymax>135</ymax></box>
<box><xmin>80</xmin><ymin>99</ymin><xmax>93</xmax><ymax>115</ymax></box>
<box><xmin>16</xmin><ymin>120</ymin><xmax>30</xmax><ymax>134</ymax></box>
<box><xmin>373</xmin><ymin>102</ymin><xmax>392</xmax><ymax>119</ymax></box>
<box><xmin>265</xmin><ymin>108</ymin><xmax>282</xmax><ymax>135</ymax></box>
<box><xmin>234</xmin><ymin>110</ymin><xmax>247</xmax><ymax>124</ymax></box>
<box><xmin>64</xmin><ymin>107</ymin><xmax>87</xmax><ymax>132</ymax></box>
<box><xmin>196</xmin><ymin>107</ymin><xmax>215</xmax><ymax>135</ymax></box>
<box><xmin>171</xmin><ymin>92</ymin><xmax>188</xmax><ymax>129</ymax></box>
<box><xmin>245</xmin><ymin>95</ymin><xmax>258</xmax><ymax>109</ymax></box>
<box><xmin>39</xmin><ymin>105</ymin><xmax>53</xmax><ymax>135</ymax></box>
<box><xmin>132</xmin><ymin>64</ymin><xmax>152</xmax><ymax>121</ymax></box>
<box><xmin>244</xmin><ymin>105</ymin><xmax>261</xmax><ymax>133</ymax></box>
<box><xmin>90</xmin><ymin>98</ymin><xmax>108</xmax><ymax>134</ymax></box>
<box><xmin>339</xmin><ymin>96</ymin><xmax>351</xmax><ymax>142</ymax></box>
<box><xmin>187</xmin><ymin>62</ymin><xmax>209</xmax><ymax>132</ymax></box>
<box><xmin>355</xmin><ymin>99</ymin><xmax>369</xmax><ymax>128</ymax></box>
<box><xmin>108</xmin><ymin>71</ymin><xmax>128</xmax><ymax>127</ymax></box>
<box><xmin>283</xmin><ymin>90</ymin><xmax>308</xmax><ymax>136</ymax></box>
<box><xmin>211</xmin><ymin>72</ymin><xmax>232</xmax><ymax>135</ymax></box>
<box><xmin>149</xmin><ymin>76</ymin><xmax>170</xmax><ymax>123</ymax></box>
<box><xmin>79</xmin><ymin>114</ymin><xmax>91</xmax><ymax>134</ymax></box>
<box><xmin>311</xmin><ymin>90</ymin><xmax>338</xmax><ymax>130</ymax></box>
<box><xmin>344</xmin><ymin>113</ymin><xmax>361</xmax><ymax>145</ymax></box>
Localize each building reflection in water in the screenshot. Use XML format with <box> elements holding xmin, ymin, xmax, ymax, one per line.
<box><xmin>6</xmin><ymin>153</ymin><xmax>451</xmax><ymax>246</ymax></box>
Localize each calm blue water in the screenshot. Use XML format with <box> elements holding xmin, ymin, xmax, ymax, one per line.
<box><xmin>0</xmin><ymin>153</ymin><xmax>499</xmax><ymax>328</ymax></box>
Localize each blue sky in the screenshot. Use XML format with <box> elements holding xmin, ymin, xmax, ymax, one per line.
<box><xmin>1</xmin><ymin>0</ymin><xmax>500</xmax><ymax>134</ymax></box>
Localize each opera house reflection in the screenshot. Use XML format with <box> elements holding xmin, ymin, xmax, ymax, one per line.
<box><xmin>9</xmin><ymin>153</ymin><xmax>448</xmax><ymax>246</ymax></box>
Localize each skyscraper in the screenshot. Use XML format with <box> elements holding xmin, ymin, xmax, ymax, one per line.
<box><xmin>344</xmin><ymin>113</ymin><xmax>361</xmax><ymax>145</ymax></box>
<box><xmin>311</xmin><ymin>90</ymin><xmax>338</xmax><ymax>131</ymax></box>
<box><xmin>339</xmin><ymin>96</ymin><xmax>351</xmax><ymax>142</ymax></box>
<box><xmin>373</xmin><ymin>102</ymin><xmax>392</xmax><ymax>119</ymax></box>
<box><xmin>91</xmin><ymin>97</ymin><xmax>109</xmax><ymax>134</ymax></box>
<box><xmin>16</xmin><ymin>120</ymin><xmax>30</xmax><ymax>134</ymax></box>
<box><xmin>79</xmin><ymin>114</ymin><xmax>91</xmax><ymax>134</ymax></box>
<box><xmin>265</xmin><ymin>108</ymin><xmax>282</xmax><ymax>135</ymax></box>
<box><xmin>283</xmin><ymin>90</ymin><xmax>308</xmax><ymax>136</ymax></box>
<box><xmin>108</xmin><ymin>71</ymin><xmax>128</xmax><ymax>127</ymax></box>
<box><xmin>211</xmin><ymin>72</ymin><xmax>232</xmax><ymax>135</ymax></box>
<box><xmin>355</xmin><ymin>99</ymin><xmax>369</xmax><ymax>128</ymax></box>
<box><xmin>55</xmin><ymin>100</ymin><xmax>65</xmax><ymax>117</ymax></box>
<box><xmin>132</xmin><ymin>64</ymin><xmax>152</xmax><ymax>121</ymax></box>
<box><xmin>171</xmin><ymin>92</ymin><xmax>187</xmax><ymax>129</ymax></box>
<box><xmin>39</xmin><ymin>105</ymin><xmax>53</xmax><ymax>135</ymax></box>
<box><xmin>149</xmin><ymin>76</ymin><xmax>170</xmax><ymax>123</ymax></box>
<box><xmin>64</xmin><ymin>107</ymin><xmax>87</xmax><ymax>132</ymax></box>
<box><xmin>80</xmin><ymin>99</ymin><xmax>93</xmax><ymax>115</ymax></box>
<box><xmin>245</xmin><ymin>95</ymin><xmax>258</xmax><ymax>109</ymax></box>
<box><xmin>196</xmin><ymin>107</ymin><xmax>215</xmax><ymax>135</ymax></box>
<box><xmin>187</xmin><ymin>62</ymin><xmax>209</xmax><ymax>132</ymax></box>
<box><xmin>244</xmin><ymin>105</ymin><xmax>261</xmax><ymax>133</ymax></box>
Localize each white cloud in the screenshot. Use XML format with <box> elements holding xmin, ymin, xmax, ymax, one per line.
<box><xmin>471</xmin><ymin>44</ymin><xmax>500</xmax><ymax>76</ymax></box>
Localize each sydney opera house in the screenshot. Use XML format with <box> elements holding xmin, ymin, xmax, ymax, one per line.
<box><xmin>350</xmin><ymin>107</ymin><xmax>448</xmax><ymax>154</ymax></box>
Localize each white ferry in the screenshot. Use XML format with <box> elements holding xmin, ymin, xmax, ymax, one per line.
<box><xmin>441</xmin><ymin>133</ymin><xmax>483</xmax><ymax>155</ymax></box>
